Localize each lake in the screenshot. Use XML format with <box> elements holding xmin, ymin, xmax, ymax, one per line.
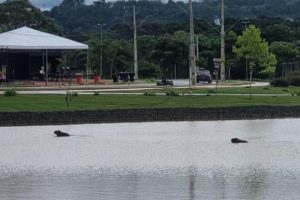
<box><xmin>0</xmin><ymin>119</ymin><xmax>300</xmax><ymax>200</ymax></box>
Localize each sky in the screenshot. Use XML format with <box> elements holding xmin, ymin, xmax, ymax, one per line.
<box><xmin>0</xmin><ymin>0</ymin><xmax>96</xmax><ymax>10</ymax></box>
<box><xmin>0</xmin><ymin>0</ymin><xmax>189</xmax><ymax>10</ymax></box>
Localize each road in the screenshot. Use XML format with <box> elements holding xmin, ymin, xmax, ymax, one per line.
<box><xmin>0</xmin><ymin>79</ymin><xmax>271</xmax><ymax>95</ymax></box>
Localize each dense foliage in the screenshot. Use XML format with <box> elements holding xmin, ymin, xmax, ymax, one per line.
<box><xmin>0</xmin><ymin>0</ymin><xmax>61</xmax><ymax>34</ymax></box>
<box><xmin>46</xmin><ymin>0</ymin><xmax>300</xmax><ymax>34</ymax></box>
<box><xmin>1</xmin><ymin>0</ymin><xmax>300</xmax><ymax>80</ymax></box>
<box><xmin>233</xmin><ymin>25</ymin><xmax>277</xmax><ymax>77</ymax></box>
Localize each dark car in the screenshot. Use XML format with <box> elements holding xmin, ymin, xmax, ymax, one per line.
<box><xmin>196</xmin><ymin>69</ymin><xmax>212</xmax><ymax>83</ymax></box>
<box><xmin>157</xmin><ymin>78</ymin><xmax>174</xmax><ymax>86</ymax></box>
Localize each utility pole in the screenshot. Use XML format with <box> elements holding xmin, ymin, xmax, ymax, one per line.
<box><xmin>220</xmin><ymin>0</ymin><xmax>225</xmax><ymax>81</ymax></box>
<box><xmin>242</xmin><ymin>21</ymin><xmax>249</xmax><ymax>81</ymax></box>
<box><xmin>189</xmin><ymin>0</ymin><xmax>196</xmax><ymax>86</ymax></box>
<box><xmin>100</xmin><ymin>24</ymin><xmax>103</xmax><ymax>76</ymax></box>
<box><xmin>196</xmin><ymin>35</ymin><xmax>199</xmax><ymax>60</ymax></box>
<box><xmin>133</xmin><ymin>5</ymin><xmax>138</xmax><ymax>79</ymax></box>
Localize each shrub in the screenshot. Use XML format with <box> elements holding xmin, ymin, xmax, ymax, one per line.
<box><xmin>207</xmin><ymin>89</ymin><xmax>216</xmax><ymax>94</ymax></box>
<box><xmin>286</xmin><ymin>71</ymin><xmax>300</xmax><ymax>86</ymax></box>
<box><xmin>270</xmin><ymin>79</ymin><xmax>289</xmax><ymax>87</ymax></box>
<box><xmin>295</xmin><ymin>91</ymin><xmax>300</xmax><ymax>96</ymax></box>
<box><xmin>166</xmin><ymin>91</ymin><xmax>179</xmax><ymax>96</ymax></box>
<box><xmin>282</xmin><ymin>89</ymin><xmax>290</xmax><ymax>92</ymax></box>
<box><xmin>288</xmin><ymin>77</ymin><xmax>300</xmax><ymax>86</ymax></box>
<box><xmin>143</xmin><ymin>92</ymin><xmax>156</xmax><ymax>96</ymax></box>
<box><xmin>4</xmin><ymin>89</ymin><xmax>17</xmax><ymax>96</ymax></box>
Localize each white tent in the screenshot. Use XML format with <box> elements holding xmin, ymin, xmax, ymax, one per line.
<box><xmin>0</xmin><ymin>26</ymin><xmax>88</xmax><ymax>50</ymax></box>
<box><xmin>0</xmin><ymin>27</ymin><xmax>89</xmax><ymax>84</ymax></box>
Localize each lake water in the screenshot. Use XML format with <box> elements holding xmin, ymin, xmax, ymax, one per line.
<box><xmin>0</xmin><ymin>119</ymin><xmax>300</xmax><ymax>200</ymax></box>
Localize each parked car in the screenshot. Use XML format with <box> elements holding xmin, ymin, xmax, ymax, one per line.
<box><xmin>196</xmin><ymin>68</ymin><xmax>212</xmax><ymax>83</ymax></box>
<box><xmin>157</xmin><ymin>78</ymin><xmax>174</xmax><ymax>86</ymax></box>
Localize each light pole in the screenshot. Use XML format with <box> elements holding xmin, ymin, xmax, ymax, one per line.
<box><xmin>214</xmin><ymin>58</ymin><xmax>221</xmax><ymax>94</ymax></box>
<box><xmin>189</xmin><ymin>0</ymin><xmax>196</xmax><ymax>87</ymax></box>
<box><xmin>97</xmin><ymin>23</ymin><xmax>106</xmax><ymax>76</ymax></box>
<box><xmin>133</xmin><ymin>5</ymin><xmax>138</xmax><ymax>80</ymax></box>
<box><xmin>114</xmin><ymin>8</ymin><xmax>154</xmax><ymax>81</ymax></box>
<box><xmin>245</xmin><ymin>54</ymin><xmax>248</xmax><ymax>81</ymax></box>
<box><xmin>196</xmin><ymin>35</ymin><xmax>199</xmax><ymax>60</ymax></box>
<box><xmin>241</xmin><ymin>21</ymin><xmax>249</xmax><ymax>81</ymax></box>
<box><xmin>220</xmin><ymin>0</ymin><xmax>225</xmax><ymax>81</ymax></box>
<box><xmin>100</xmin><ymin>24</ymin><xmax>103</xmax><ymax>76</ymax></box>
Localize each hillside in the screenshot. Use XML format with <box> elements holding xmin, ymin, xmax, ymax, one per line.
<box><xmin>46</xmin><ymin>0</ymin><xmax>300</xmax><ymax>34</ymax></box>
<box><xmin>0</xmin><ymin>0</ymin><xmax>61</xmax><ymax>34</ymax></box>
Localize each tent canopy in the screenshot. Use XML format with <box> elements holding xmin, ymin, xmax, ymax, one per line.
<box><xmin>0</xmin><ymin>27</ymin><xmax>88</xmax><ymax>50</ymax></box>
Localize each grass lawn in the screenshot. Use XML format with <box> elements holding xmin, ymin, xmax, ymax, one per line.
<box><xmin>116</xmin><ymin>86</ymin><xmax>300</xmax><ymax>95</ymax></box>
<box><xmin>0</xmin><ymin>94</ymin><xmax>300</xmax><ymax>112</ymax></box>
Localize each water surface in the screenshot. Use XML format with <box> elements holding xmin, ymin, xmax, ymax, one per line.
<box><xmin>0</xmin><ymin>119</ymin><xmax>300</xmax><ymax>199</ymax></box>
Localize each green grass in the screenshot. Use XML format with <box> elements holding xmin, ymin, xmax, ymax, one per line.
<box><xmin>0</xmin><ymin>94</ymin><xmax>300</xmax><ymax>112</ymax></box>
<box><xmin>108</xmin><ymin>86</ymin><xmax>300</xmax><ymax>95</ymax></box>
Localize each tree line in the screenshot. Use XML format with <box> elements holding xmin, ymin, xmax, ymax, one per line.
<box><xmin>46</xmin><ymin>0</ymin><xmax>300</xmax><ymax>35</ymax></box>
<box><xmin>79</xmin><ymin>18</ymin><xmax>299</xmax><ymax>80</ymax></box>
<box><xmin>1</xmin><ymin>0</ymin><xmax>300</xmax><ymax>80</ymax></box>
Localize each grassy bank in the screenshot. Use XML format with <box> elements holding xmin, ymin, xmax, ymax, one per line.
<box><xmin>1</xmin><ymin>94</ymin><xmax>300</xmax><ymax>112</ymax></box>
<box><xmin>109</xmin><ymin>86</ymin><xmax>300</xmax><ymax>95</ymax></box>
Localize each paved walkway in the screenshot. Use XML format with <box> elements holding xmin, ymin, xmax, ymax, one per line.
<box><xmin>0</xmin><ymin>80</ymin><xmax>272</xmax><ymax>95</ymax></box>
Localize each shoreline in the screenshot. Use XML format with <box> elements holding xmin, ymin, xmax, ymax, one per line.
<box><xmin>0</xmin><ymin>106</ymin><xmax>300</xmax><ymax>126</ymax></box>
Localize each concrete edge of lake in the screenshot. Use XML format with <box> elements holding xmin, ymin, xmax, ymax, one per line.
<box><xmin>1</xmin><ymin>106</ymin><xmax>300</xmax><ymax>126</ymax></box>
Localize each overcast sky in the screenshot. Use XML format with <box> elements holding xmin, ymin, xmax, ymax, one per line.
<box><xmin>0</xmin><ymin>0</ymin><xmax>96</xmax><ymax>10</ymax></box>
<box><xmin>1</xmin><ymin>0</ymin><xmax>187</xmax><ymax>10</ymax></box>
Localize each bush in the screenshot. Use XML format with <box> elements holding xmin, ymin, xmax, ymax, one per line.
<box><xmin>295</xmin><ymin>91</ymin><xmax>300</xmax><ymax>96</ymax></box>
<box><xmin>288</xmin><ymin>77</ymin><xmax>300</xmax><ymax>86</ymax></box>
<box><xmin>286</xmin><ymin>71</ymin><xmax>300</xmax><ymax>86</ymax></box>
<box><xmin>263</xmin><ymin>87</ymin><xmax>271</xmax><ymax>90</ymax></box>
<box><xmin>4</xmin><ymin>89</ymin><xmax>17</xmax><ymax>96</ymax></box>
<box><xmin>282</xmin><ymin>89</ymin><xmax>290</xmax><ymax>92</ymax></box>
<box><xmin>207</xmin><ymin>89</ymin><xmax>216</xmax><ymax>94</ymax></box>
<box><xmin>270</xmin><ymin>79</ymin><xmax>289</xmax><ymax>87</ymax></box>
<box><xmin>143</xmin><ymin>92</ymin><xmax>156</xmax><ymax>96</ymax></box>
<box><xmin>166</xmin><ymin>91</ymin><xmax>179</xmax><ymax>96</ymax></box>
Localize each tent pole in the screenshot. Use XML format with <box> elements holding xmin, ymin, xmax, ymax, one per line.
<box><xmin>28</xmin><ymin>52</ymin><xmax>31</xmax><ymax>84</ymax></box>
<box><xmin>6</xmin><ymin>50</ymin><xmax>8</xmax><ymax>84</ymax></box>
<box><xmin>59</xmin><ymin>50</ymin><xmax>63</xmax><ymax>87</ymax></box>
<box><xmin>42</xmin><ymin>50</ymin><xmax>44</xmax><ymax>84</ymax></box>
<box><xmin>64</xmin><ymin>50</ymin><xmax>67</xmax><ymax>75</ymax></box>
<box><xmin>45</xmin><ymin>49</ymin><xmax>48</xmax><ymax>86</ymax></box>
<box><xmin>86</xmin><ymin>49</ymin><xmax>88</xmax><ymax>85</ymax></box>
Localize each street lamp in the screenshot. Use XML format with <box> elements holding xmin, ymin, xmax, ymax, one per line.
<box><xmin>133</xmin><ymin>5</ymin><xmax>138</xmax><ymax>80</ymax></box>
<box><xmin>213</xmin><ymin>58</ymin><xmax>221</xmax><ymax>94</ymax></box>
<box><xmin>113</xmin><ymin>6</ymin><xmax>138</xmax><ymax>80</ymax></box>
<box><xmin>220</xmin><ymin>0</ymin><xmax>225</xmax><ymax>81</ymax></box>
<box><xmin>189</xmin><ymin>0</ymin><xmax>196</xmax><ymax>86</ymax></box>
<box><xmin>97</xmin><ymin>24</ymin><xmax>105</xmax><ymax>77</ymax></box>
<box><xmin>241</xmin><ymin>20</ymin><xmax>250</xmax><ymax>81</ymax></box>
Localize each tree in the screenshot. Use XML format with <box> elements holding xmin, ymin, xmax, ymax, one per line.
<box><xmin>269</xmin><ymin>41</ymin><xmax>299</xmax><ymax>76</ymax></box>
<box><xmin>60</xmin><ymin>0</ymin><xmax>85</xmax><ymax>7</ymax></box>
<box><xmin>233</xmin><ymin>25</ymin><xmax>277</xmax><ymax>76</ymax></box>
<box><xmin>233</xmin><ymin>25</ymin><xmax>277</xmax><ymax>98</ymax></box>
<box><xmin>0</xmin><ymin>0</ymin><xmax>61</xmax><ymax>34</ymax></box>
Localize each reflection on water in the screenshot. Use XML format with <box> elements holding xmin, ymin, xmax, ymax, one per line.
<box><xmin>0</xmin><ymin>119</ymin><xmax>300</xmax><ymax>200</ymax></box>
